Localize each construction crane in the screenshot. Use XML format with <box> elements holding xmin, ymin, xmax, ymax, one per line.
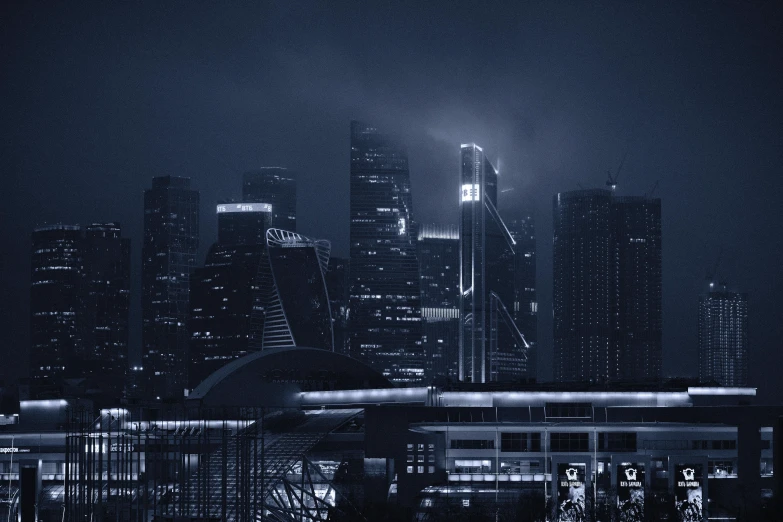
<box><xmin>606</xmin><ymin>148</ymin><xmax>629</xmax><ymax>191</ymax></box>
<box><xmin>706</xmin><ymin>247</ymin><xmax>723</xmax><ymax>289</ymax></box>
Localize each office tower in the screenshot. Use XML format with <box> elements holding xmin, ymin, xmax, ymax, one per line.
<box><xmin>699</xmin><ymin>286</ymin><xmax>748</xmax><ymax>386</ymax></box>
<box><xmin>142</xmin><ymin>176</ymin><xmax>199</xmax><ymax>398</ymax></box>
<box><xmin>82</xmin><ymin>223</ymin><xmax>131</xmax><ymax>399</ymax></box>
<box><xmin>418</xmin><ymin>224</ymin><xmax>460</xmax><ymax>380</ymax></box>
<box><xmin>507</xmin><ymin>216</ymin><xmax>538</xmax><ymax>381</ymax></box>
<box><xmin>459</xmin><ymin>144</ymin><xmax>529</xmax><ymax>383</ymax></box>
<box><xmin>216</xmin><ymin>202</ymin><xmax>273</xmax><ymax>244</ymax></box>
<box><xmin>260</xmin><ymin>228</ymin><xmax>333</xmax><ymax>350</ymax></box>
<box><xmin>326</xmin><ymin>258</ymin><xmax>350</xmax><ymax>355</ymax></box>
<box><xmin>242</xmin><ymin>168</ymin><xmax>297</xmax><ymax>231</ymax></box>
<box><xmin>611</xmin><ymin>197</ymin><xmax>662</xmax><ymax>381</ymax></box>
<box><xmin>30</xmin><ymin>225</ymin><xmax>85</xmax><ymax>381</ymax></box>
<box><xmin>348</xmin><ymin>120</ymin><xmax>423</xmax><ymax>384</ymax></box>
<box><xmin>553</xmin><ymin>189</ymin><xmax>662</xmax><ymax>383</ymax></box>
<box><xmin>189</xmin><ymin>243</ymin><xmax>265</xmax><ymax>387</ymax></box>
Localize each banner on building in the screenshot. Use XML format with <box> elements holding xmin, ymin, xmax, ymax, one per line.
<box><xmin>557</xmin><ymin>462</ymin><xmax>586</xmax><ymax>522</ymax></box>
<box><xmin>674</xmin><ymin>464</ymin><xmax>703</xmax><ymax>522</ymax></box>
<box><xmin>616</xmin><ymin>463</ymin><xmax>644</xmax><ymax>522</ymax></box>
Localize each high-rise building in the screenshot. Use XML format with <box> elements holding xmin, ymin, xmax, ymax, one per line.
<box><xmin>699</xmin><ymin>286</ymin><xmax>748</xmax><ymax>387</ymax></box>
<box><xmin>217</xmin><ymin>202</ymin><xmax>273</xmax><ymax>245</ymax></box>
<box><xmin>242</xmin><ymin>168</ymin><xmax>297</xmax><ymax>231</ymax></box>
<box><xmin>142</xmin><ymin>176</ymin><xmax>199</xmax><ymax>398</ymax></box>
<box><xmin>82</xmin><ymin>223</ymin><xmax>131</xmax><ymax>399</ymax></box>
<box><xmin>507</xmin><ymin>216</ymin><xmax>538</xmax><ymax>381</ymax></box>
<box><xmin>326</xmin><ymin>258</ymin><xmax>350</xmax><ymax>356</ymax></box>
<box><xmin>260</xmin><ymin>228</ymin><xmax>333</xmax><ymax>351</ymax></box>
<box><xmin>459</xmin><ymin>144</ymin><xmax>529</xmax><ymax>383</ymax></box>
<box><xmin>553</xmin><ymin>189</ymin><xmax>662</xmax><ymax>383</ymax></box>
<box><xmin>189</xmin><ymin>243</ymin><xmax>265</xmax><ymax>388</ymax></box>
<box><xmin>611</xmin><ymin>197</ymin><xmax>662</xmax><ymax>381</ymax></box>
<box><xmin>418</xmin><ymin>224</ymin><xmax>460</xmax><ymax>381</ymax></box>
<box><xmin>30</xmin><ymin>223</ymin><xmax>130</xmax><ymax>398</ymax></box>
<box><xmin>30</xmin><ymin>225</ymin><xmax>85</xmax><ymax>381</ymax></box>
<box><xmin>348</xmin><ymin>120</ymin><xmax>423</xmax><ymax>384</ymax></box>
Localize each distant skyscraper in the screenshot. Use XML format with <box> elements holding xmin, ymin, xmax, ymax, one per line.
<box><xmin>553</xmin><ymin>189</ymin><xmax>662</xmax><ymax>383</ymax></box>
<box><xmin>459</xmin><ymin>144</ymin><xmax>529</xmax><ymax>383</ymax></box>
<box><xmin>217</xmin><ymin>202</ymin><xmax>273</xmax><ymax>244</ymax></box>
<box><xmin>611</xmin><ymin>197</ymin><xmax>662</xmax><ymax>381</ymax></box>
<box><xmin>348</xmin><ymin>120</ymin><xmax>423</xmax><ymax>384</ymax></box>
<box><xmin>242</xmin><ymin>168</ymin><xmax>297</xmax><ymax>231</ymax></box>
<box><xmin>30</xmin><ymin>225</ymin><xmax>85</xmax><ymax>381</ymax></box>
<box><xmin>260</xmin><ymin>228</ymin><xmax>333</xmax><ymax>351</ymax></box>
<box><xmin>82</xmin><ymin>223</ymin><xmax>131</xmax><ymax>399</ymax></box>
<box><xmin>418</xmin><ymin>224</ymin><xmax>460</xmax><ymax>380</ymax></box>
<box><xmin>507</xmin><ymin>216</ymin><xmax>538</xmax><ymax>381</ymax></box>
<box><xmin>142</xmin><ymin>176</ymin><xmax>199</xmax><ymax>398</ymax></box>
<box><xmin>326</xmin><ymin>258</ymin><xmax>350</xmax><ymax>355</ymax></box>
<box><xmin>699</xmin><ymin>286</ymin><xmax>748</xmax><ymax>387</ymax></box>
<box><xmin>189</xmin><ymin>243</ymin><xmax>264</xmax><ymax>387</ymax></box>
<box><xmin>30</xmin><ymin>223</ymin><xmax>130</xmax><ymax>398</ymax></box>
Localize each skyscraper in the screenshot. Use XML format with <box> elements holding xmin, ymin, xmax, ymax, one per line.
<box><xmin>348</xmin><ymin>120</ymin><xmax>423</xmax><ymax>384</ymax></box>
<box><xmin>553</xmin><ymin>189</ymin><xmax>662</xmax><ymax>383</ymax></box>
<box><xmin>611</xmin><ymin>197</ymin><xmax>662</xmax><ymax>381</ymax></box>
<box><xmin>242</xmin><ymin>168</ymin><xmax>297</xmax><ymax>231</ymax></box>
<box><xmin>189</xmin><ymin>242</ymin><xmax>265</xmax><ymax>387</ymax></box>
<box><xmin>699</xmin><ymin>286</ymin><xmax>748</xmax><ymax>387</ymax></box>
<box><xmin>30</xmin><ymin>223</ymin><xmax>130</xmax><ymax>398</ymax></box>
<box><xmin>507</xmin><ymin>216</ymin><xmax>538</xmax><ymax>381</ymax></box>
<box><xmin>217</xmin><ymin>202</ymin><xmax>273</xmax><ymax>244</ymax></box>
<box><xmin>326</xmin><ymin>257</ymin><xmax>350</xmax><ymax>356</ymax></box>
<box><xmin>418</xmin><ymin>224</ymin><xmax>460</xmax><ymax>380</ymax></box>
<box><xmin>30</xmin><ymin>225</ymin><xmax>85</xmax><ymax>381</ymax></box>
<box><xmin>82</xmin><ymin>223</ymin><xmax>131</xmax><ymax>399</ymax></box>
<box><xmin>142</xmin><ymin>176</ymin><xmax>199</xmax><ymax>398</ymax></box>
<box><xmin>459</xmin><ymin>144</ymin><xmax>529</xmax><ymax>383</ymax></box>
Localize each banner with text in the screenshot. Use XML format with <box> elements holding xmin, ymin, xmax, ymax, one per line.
<box><xmin>557</xmin><ymin>462</ymin><xmax>586</xmax><ymax>522</ymax></box>
<box><xmin>616</xmin><ymin>463</ymin><xmax>644</xmax><ymax>522</ymax></box>
<box><xmin>674</xmin><ymin>464</ymin><xmax>703</xmax><ymax>522</ymax></box>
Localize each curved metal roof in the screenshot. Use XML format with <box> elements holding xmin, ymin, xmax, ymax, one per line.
<box><xmin>188</xmin><ymin>347</ymin><xmax>392</xmax><ymax>407</ymax></box>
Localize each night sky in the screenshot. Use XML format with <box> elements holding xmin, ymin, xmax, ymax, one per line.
<box><xmin>2</xmin><ymin>2</ymin><xmax>781</xmax><ymax>400</ymax></box>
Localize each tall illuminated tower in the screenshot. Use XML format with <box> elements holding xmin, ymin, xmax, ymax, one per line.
<box><xmin>699</xmin><ymin>286</ymin><xmax>748</xmax><ymax>386</ymax></box>
<box><xmin>242</xmin><ymin>168</ymin><xmax>297</xmax><ymax>231</ymax></box>
<box><xmin>459</xmin><ymin>144</ymin><xmax>529</xmax><ymax>383</ymax></box>
<box><xmin>348</xmin><ymin>120</ymin><xmax>423</xmax><ymax>384</ymax></box>
<box><xmin>142</xmin><ymin>176</ymin><xmax>199</xmax><ymax>398</ymax></box>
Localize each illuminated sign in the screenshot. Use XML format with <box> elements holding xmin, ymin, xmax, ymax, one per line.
<box><xmin>216</xmin><ymin>203</ymin><xmax>272</xmax><ymax>214</ymax></box>
<box><xmin>0</xmin><ymin>447</ymin><xmax>30</xmax><ymax>454</ymax></box>
<box><xmin>461</xmin><ymin>184</ymin><xmax>480</xmax><ymax>202</ymax></box>
<box><xmin>617</xmin><ymin>463</ymin><xmax>644</xmax><ymax>522</ymax></box>
<box><xmin>674</xmin><ymin>464</ymin><xmax>703</xmax><ymax>522</ymax></box>
<box><xmin>557</xmin><ymin>463</ymin><xmax>586</xmax><ymax>522</ymax></box>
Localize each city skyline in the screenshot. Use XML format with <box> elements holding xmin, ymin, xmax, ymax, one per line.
<box><xmin>2</xmin><ymin>2</ymin><xmax>782</xmax><ymax>401</ymax></box>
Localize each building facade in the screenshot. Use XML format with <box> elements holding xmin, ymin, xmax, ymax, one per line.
<box><xmin>326</xmin><ymin>257</ymin><xmax>350</xmax><ymax>356</ymax></box>
<box><xmin>459</xmin><ymin>144</ymin><xmax>529</xmax><ymax>384</ymax></box>
<box><xmin>553</xmin><ymin>190</ymin><xmax>662</xmax><ymax>383</ymax></box>
<box><xmin>348</xmin><ymin>120</ymin><xmax>423</xmax><ymax>384</ymax></box>
<box><xmin>216</xmin><ymin>202</ymin><xmax>273</xmax><ymax>245</ymax></box>
<box><xmin>507</xmin><ymin>216</ymin><xmax>538</xmax><ymax>382</ymax></box>
<box><xmin>699</xmin><ymin>287</ymin><xmax>748</xmax><ymax>387</ymax></box>
<box><xmin>142</xmin><ymin>176</ymin><xmax>199</xmax><ymax>398</ymax></box>
<box><xmin>30</xmin><ymin>225</ymin><xmax>86</xmax><ymax>382</ymax></box>
<box><xmin>30</xmin><ymin>224</ymin><xmax>130</xmax><ymax>398</ymax></box>
<box><xmin>242</xmin><ymin>168</ymin><xmax>297</xmax><ymax>231</ymax></box>
<box><xmin>418</xmin><ymin>224</ymin><xmax>460</xmax><ymax>381</ymax></box>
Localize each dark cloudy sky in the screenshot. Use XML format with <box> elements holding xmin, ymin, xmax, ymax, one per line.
<box><xmin>2</xmin><ymin>1</ymin><xmax>782</xmax><ymax>399</ymax></box>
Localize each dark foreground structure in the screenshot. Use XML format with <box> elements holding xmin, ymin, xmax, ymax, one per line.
<box><xmin>1</xmin><ymin>348</ymin><xmax>780</xmax><ymax>522</ymax></box>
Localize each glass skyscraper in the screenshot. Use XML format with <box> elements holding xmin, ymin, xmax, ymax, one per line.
<box><xmin>142</xmin><ymin>176</ymin><xmax>199</xmax><ymax>398</ymax></box>
<box><xmin>507</xmin><ymin>216</ymin><xmax>538</xmax><ymax>381</ymax></box>
<box><xmin>459</xmin><ymin>144</ymin><xmax>529</xmax><ymax>383</ymax></box>
<box><xmin>242</xmin><ymin>168</ymin><xmax>297</xmax><ymax>231</ymax></box>
<box><xmin>30</xmin><ymin>225</ymin><xmax>86</xmax><ymax>382</ymax></box>
<box><xmin>348</xmin><ymin>120</ymin><xmax>423</xmax><ymax>384</ymax></box>
<box><xmin>418</xmin><ymin>224</ymin><xmax>460</xmax><ymax>381</ymax></box>
<box><xmin>30</xmin><ymin>223</ymin><xmax>130</xmax><ymax>399</ymax></box>
<box><xmin>553</xmin><ymin>189</ymin><xmax>662</xmax><ymax>383</ymax></box>
<box><xmin>217</xmin><ymin>202</ymin><xmax>273</xmax><ymax>245</ymax></box>
<box><xmin>699</xmin><ymin>286</ymin><xmax>748</xmax><ymax>387</ymax></box>
<box><xmin>326</xmin><ymin>257</ymin><xmax>350</xmax><ymax>356</ymax></box>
